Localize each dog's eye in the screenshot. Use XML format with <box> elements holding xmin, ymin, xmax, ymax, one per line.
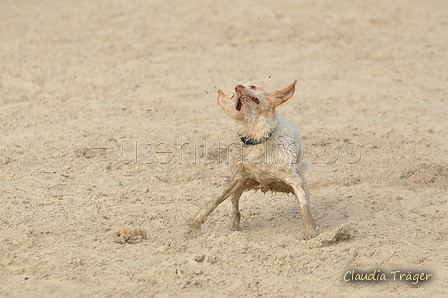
<box><xmin>249</xmin><ymin>85</ymin><xmax>257</xmax><ymax>90</ymax></box>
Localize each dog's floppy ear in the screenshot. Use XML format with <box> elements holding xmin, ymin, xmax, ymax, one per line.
<box><xmin>217</xmin><ymin>90</ymin><xmax>230</xmax><ymax>110</ymax></box>
<box><xmin>268</xmin><ymin>80</ymin><xmax>297</xmax><ymax>107</ymax></box>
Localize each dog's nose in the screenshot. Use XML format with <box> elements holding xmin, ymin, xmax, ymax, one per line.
<box><xmin>235</xmin><ymin>85</ymin><xmax>244</xmax><ymax>92</ymax></box>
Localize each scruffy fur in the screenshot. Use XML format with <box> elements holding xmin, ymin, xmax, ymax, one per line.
<box><xmin>186</xmin><ymin>81</ymin><xmax>318</xmax><ymax>238</ymax></box>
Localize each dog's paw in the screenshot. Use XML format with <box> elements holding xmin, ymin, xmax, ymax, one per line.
<box><xmin>303</xmin><ymin>230</ymin><xmax>318</xmax><ymax>240</ymax></box>
<box><xmin>301</xmin><ymin>223</ymin><xmax>318</xmax><ymax>240</ymax></box>
<box><xmin>231</xmin><ymin>223</ymin><xmax>242</xmax><ymax>231</ymax></box>
<box><xmin>185</xmin><ymin>218</ymin><xmax>202</xmax><ymax>235</ymax></box>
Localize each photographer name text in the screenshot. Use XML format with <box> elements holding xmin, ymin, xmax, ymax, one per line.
<box><xmin>344</xmin><ymin>269</ymin><xmax>433</xmax><ymax>285</ymax></box>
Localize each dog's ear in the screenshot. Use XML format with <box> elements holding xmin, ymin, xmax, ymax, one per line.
<box><xmin>268</xmin><ymin>80</ymin><xmax>297</xmax><ymax>107</ymax></box>
<box><xmin>217</xmin><ymin>90</ymin><xmax>230</xmax><ymax>110</ymax></box>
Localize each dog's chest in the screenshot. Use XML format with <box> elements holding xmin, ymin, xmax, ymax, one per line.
<box><xmin>238</xmin><ymin>139</ymin><xmax>298</xmax><ymax>168</ymax></box>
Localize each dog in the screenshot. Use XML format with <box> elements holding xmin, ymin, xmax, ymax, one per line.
<box><xmin>186</xmin><ymin>80</ymin><xmax>318</xmax><ymax>239</ymax></box>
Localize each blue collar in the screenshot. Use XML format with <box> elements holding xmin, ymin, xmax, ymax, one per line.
<box><xmin>240</xmin><ymin>131</ymin><xmax>273</xmax><ymax>146</ymax></box>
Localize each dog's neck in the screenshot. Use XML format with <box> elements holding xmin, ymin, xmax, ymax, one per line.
<box><xmin>236</xmin><ymin>110</ymin><xmax>278</xmax><ymax>143</ymax></box>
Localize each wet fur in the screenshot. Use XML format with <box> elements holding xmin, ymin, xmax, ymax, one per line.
<box><xmin>186</xmin><ymin>81</ymin><xmax>318</xmax><ymax>239</ymax></box>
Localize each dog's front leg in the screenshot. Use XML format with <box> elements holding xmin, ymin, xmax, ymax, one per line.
<box><xmin>186</xmin><ymin>176</ymin><xmax>244</xmax><ymax>233</ymax></box>
<box><xmin>230</xmin><ymin>188</ymin><xmax>244</xmax><ymax>231</ymax></box>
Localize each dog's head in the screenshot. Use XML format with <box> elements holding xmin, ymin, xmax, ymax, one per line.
<box><xmin>217</xmin><ymin>80</ymin><xmax>297</xmax><ymax>121</ymax></box>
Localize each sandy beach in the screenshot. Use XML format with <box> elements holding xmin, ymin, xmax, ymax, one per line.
<box><xmin>1</xmin><ymin>0</ymin><xmax>447</xmax><ymax>296</ymax></box>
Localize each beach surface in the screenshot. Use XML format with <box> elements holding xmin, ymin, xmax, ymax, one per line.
<box><xmin>1</xmin><ymin>0</ymin><xmax>447</xmax><ymax>296</ymax></box>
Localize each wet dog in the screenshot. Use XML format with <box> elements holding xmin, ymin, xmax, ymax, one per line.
<box><xmin>186</xmin><ymin>81</ymin><xmax>317</xmax><ymax>238</ymax></box>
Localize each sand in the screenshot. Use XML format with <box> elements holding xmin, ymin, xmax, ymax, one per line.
<box><xmin>1</xmin><ymin>0</ymin><xmax>447</xmax><ymax>297</ymax></box>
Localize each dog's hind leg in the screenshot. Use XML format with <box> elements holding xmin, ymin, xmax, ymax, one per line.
<box><xmin>275</xmin><ymin>170</ymin><xmax>317</xmax><ymax>239</ymax></box>
<box><xmin>291</xmin><ymin>178</ymin><xmax>317</xmax><ymax>239</ymax></box>
<box><xmin>186</xmin><ymin>176</ymin><xmax>244</xmax><ymax>233</ymax></box>
<box><xmin>296</xmin><ymin>170</ymin><xmax>311</xmax><ymax>197</ymax></box>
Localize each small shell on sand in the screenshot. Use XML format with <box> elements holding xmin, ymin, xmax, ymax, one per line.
<box><xmin>113</xmin><ymin>228</ymin><xmax>148</xmax><ymax>244</ymax></box>
<box><xmin>118</xmin><ymin>228</ymin><xmax>148</xmax><ymax>239</ymax></box>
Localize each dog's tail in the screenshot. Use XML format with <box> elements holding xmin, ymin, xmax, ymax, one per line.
<box><xmin>300</xmin><ymin>159</ymin><xmax>311</xmax><ymax>174</ymax></box>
